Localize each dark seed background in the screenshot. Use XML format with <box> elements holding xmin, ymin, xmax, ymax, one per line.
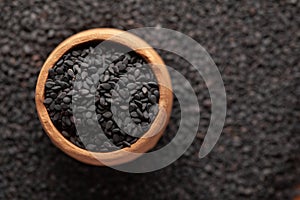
<box><xmin>0</xmin><ymin>0</ymin><xmax>299</xmax><ymax>200</ymax></box>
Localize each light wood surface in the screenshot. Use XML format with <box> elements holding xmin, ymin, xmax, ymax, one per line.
<box><xmin>35</xmin><ymin>28</ymin><xmax>173</xmax><ymax>166</ymax></box>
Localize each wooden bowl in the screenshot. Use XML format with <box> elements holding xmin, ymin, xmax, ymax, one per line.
<box><xmin>35</xmin><ymin>28</ymin><xmax>173</xmax><ymax>166</ymax></box>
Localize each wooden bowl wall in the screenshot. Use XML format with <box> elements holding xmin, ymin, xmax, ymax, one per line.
<box><xmin>35</xmin><ymin>28</ymin><xmax>173</xmax><ymax>166</ymax></box>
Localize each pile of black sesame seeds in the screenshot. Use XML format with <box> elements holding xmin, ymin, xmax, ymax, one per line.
<box><xmin>43</xmin><ymin>41</ymin><xmax>159</xmax><ymax>152</ymax></box>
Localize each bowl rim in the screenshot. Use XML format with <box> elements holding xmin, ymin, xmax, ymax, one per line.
<box><xmin>35</xmin><ymin>28</ymin><xmax>173</xmax><ymax>166</ymax></box>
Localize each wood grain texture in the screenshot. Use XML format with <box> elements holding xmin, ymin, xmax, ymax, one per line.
<box><xmin>35</xmin><ymin>28</ymin><xmax>173</xmax><ymax>166</ymax></box>
<box><xmin>294</xmin><ymin>185</ymin><xmax>300</xmax><ymax>200</ymax></box>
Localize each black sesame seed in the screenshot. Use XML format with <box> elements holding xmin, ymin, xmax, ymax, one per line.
<box><xmin>50</xmin><ymin>92</ymin><xmax>57</xmax><ymax>98</ymax></box>
<box><xmin>80</xmin><ymin>89</ymin><xmax>89</xmax><ymax>95</ymax></box>
<box><xmin>149</xmin><ymin>95</ymin><xmax>157</xmax><ymax>104</ymax></box>
<box><xmin>80</xmin><ymin>63</ymin><xmax>89</xmax><ymax>68</ymax></box>
<box><xmin>105</xmin><ymin>120</ymin><xmax>113</xmax><ymax>130</ymax></box>
<box><xmin>86</xmin><ymin>112</ymin><xmax>92</xmax><ymax>118</ymax></box>
<box><xmin>88</xmin><ymin>66</ymin><xmax>97</xmax><ymax>74</ymax></box>
<box><xmin>123</xmin><ymin>141</ymin><xmax>131</xmax><ymax>147</ymax></box>
<box><xmin>64</xmin><ymin>117</ymin><xmax>71</xmax><ymax>126</ymax></box>
<box><xmin>65</xmin><ymin>60</ymin><xmax>74</xmax><ymax>66</ymax></box>
<box><xmin>142</xmin><ymin>87</ymin><xmax>148</xmax><ymax>94</ymax></box>
<box><xmin>54</xmin><ymin>104</ymin><xmax>61</xmax><ymax>111</ymax></box>
<box><xmin>136</xmin><ymin>109</ymin><xmax>143</xmax><ymax>118</ymax></box>
<box><xmin>148</xmin><ymin>82</ymin><xmax>158</xmax><ymax>87</ymax></box>
<box><xmin>73</xmin><ymin>64</ymin><xmax>81</xmax><ymax>73</ymax></box>
<box><xmin>100</xmin><ymin>83</ymin><xmax>111</xmax><ymax>90</ymax></box>
<box><xmin>61</xmin><ymin>131</ymin><xmax>69</xmax><ymax>138</ymax></box>
<box><xmin>71</xmin><ymin>51</ymin><xmax>80</xmax><ymax>57</ymax></box>
<box><xmin>67</xmin><ymin>69</ymin><xmax>74</xmax><ymax>77</ymax></box>
<box><xmin>61</xmin><ymin>103</ymin><xmax>69</xmax><ymax>109</ymax></box>
<box><xmin>86</xmin><ymin>77</ymin><xmax>93</xmax><ymax>85</ymax></box>
<box><xmin>43</xmin><ymin>98</ymin><xmax>53</xmax><ymax>105</ymax></box>
<box><xmin>86</xmin><ymin>119</ymin><xmax>94</xmax><ymax>126</ymax></box>
<box><xmin>127</xmin><ymin>83</ymin><xmax>136</xmax><ymax>90</ymax></box>
<box><xmin>57</xmin><ymin>92</ymin><xmax>66</xmax><ymax>99</ymax></box>
<box><xmin>75</xmin><ymin>81</ymin><xmax>82</xmax><ymax>89</ymax></box>
<box><xmin>52</xmin><ymin>86</ymin><xmax>61</xmax><ymax>91</ymax></box>
<box><xmin>119</xmin><ymin>89</ymin><xmax>129</xmax><ymax>99</ymax></box>
<box><xmin>142</xmin><ymin>103</ymin><xmax>147</xmax><ymax>111</ymax></box>
<box><xmin>134</xmin><ymin>69</ymin><xmax>140</xmax><ymax>77</ymax></box>
<box><xmin>113</xmin><ymin>134</ymin><xmax>121</xmax><ymax>143</ymax></box>
<box><xmin>134</xmin><ymin>100</ymin><xmax>143</xmax><ymax>108</ymax></box>
<box><xmin>91</xmin><ymin>74</ymin><xmax>99</xmax><ymax>83</ymax></box>
<box><xmin>129</xmin><ymin>103</ymin><xmax>137</xmax><ymax>112</ymax></box>
<box><xmin>81</xmin><ymin>71</ymin><xmax>88</xmax><ymax>79</ymax></box>
<box><xmin>131</xmin><ymin>112</ymin><xmax>138</xmax><ymax>118</ymax></box>
<box><xmin>112</xmin><ymin>128</ymin><xmax>120</xmax><ymax>134</ymax></box>
<box><xmin>63</xmin><ymin>97</ymin><xmax>71</xmax><ymax>104</ymax></box>
<box><xmin>120</xmin><ymin>105</ymin><xmax>128</xmax><ymax>110</ymax></box>
<box><xmin>45</xmin><ymin>81</ymin><xmax>55</xmax><ymax>88</ymax></box>
<box><xmin>103</xmin><ymin>74</ymin><xmax>110</xmax><ymax>82</ymax></box>
<box><xmin>154</xmin><ymin>90</ymin><xmax>159</xmax><ymax>98</ymax></box>
<box><xmin>56</xmin><ymin>67</ymin><xmax>64</xmax><ymax>74</ymax></box>
<box><xmin>132</xmin><ymin>118</ymin><xmax>141</xmax><ymax>123</ymax></box>
<box><xmin>103</xmin><ymin>111</ymin><xmax>112</xmax><ymax>118</ymax></box>
<box><xmin>56</xmin><ymin>59</ymin><xmax>63</xmax><ymax>66</ymax></box>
